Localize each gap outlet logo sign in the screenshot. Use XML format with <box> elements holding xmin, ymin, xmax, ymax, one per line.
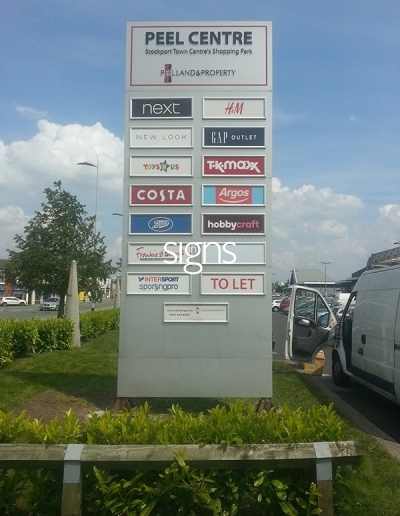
<box><xmin>202</xmin><ymin>214</ymin><xmax>265</xmax><ymax>234</ymax></box>
<box><xmin>202</xmin><ymin>185</ymin><xmax>265</xmax><ymax>206</ymax></box>
<box><xmin>131</xmin><ymin>98</ymin><xmax>192</xmax><ymax>118</ymax></box>
<box><xmin>203</xmin><ymin>127</ymin><xmax>265</xmax><ymax>148</ymax></box>
<box><xmin>202</xmin><ymin>156</ymin><xmax>265</xmax><ymax>176</ymax></box>
<box><xmin>130</xmin><ymin>214</ymin><xmax>192</xmax><ymax>235</ymax></box>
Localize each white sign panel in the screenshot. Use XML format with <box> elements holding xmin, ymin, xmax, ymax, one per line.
<box><xmin>202</xmin><ymin>242</ymin><xmax>266</xmax><ymax>264</ymax></box>
<box><xmin>128</xmin><ymin>24</ymin><xmax>271</xmax><ymax>87</ymax></box>
<box><xmin>203</xmin><ymin>97</ymin><xmax>266</xmax><ymax>119</ymax></box>
<box><xmin>130</xmin><ymin>127</ymin><xmax>193</xmax><ymax>148</ymax></box>
<box><xmin>130</xmin><ymin>156</ymin><xmax>193</xmax><ymax>177</ymax></box>
<box><xmin>163</xmin><ymin>303</ymin><xmax>229</xmax><ymax>323</ymax></box>
<box><xmin>201</xmin><ymin>273</ymin><xmax>265</xmax><ymax>295</ymax></box>
<box><xmin>128</xmin><ymin>242</ymin><xmax>190</xmax><ymax>265</ymax></box>
<box><xmin>126</xmin><ymin>273</ymin><xmax>191</xmax><ymax>294</ymax></box>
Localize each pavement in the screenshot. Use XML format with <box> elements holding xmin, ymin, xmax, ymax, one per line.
<box><xmin>291</xmin><ymin>363</ymin><xmax>400</xmax><ymax>462</ymax></box>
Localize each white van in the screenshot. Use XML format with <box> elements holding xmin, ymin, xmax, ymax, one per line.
<box><xmin>286</xmin><ymin>265</ymin><xmax>400</xmax><ymax>404</ymax></box>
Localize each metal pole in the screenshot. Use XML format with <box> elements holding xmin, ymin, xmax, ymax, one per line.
<box><xmin>77</xmin><ymin>147</ymin><xmax>99</xmax><ymax>311</ymax></box>
<box><xmin>321</xmin><ymin>261</ymin><xmax>331</xmax><ymax>297</ymax></box>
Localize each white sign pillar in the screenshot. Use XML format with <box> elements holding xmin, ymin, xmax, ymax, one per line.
<box><xmin>118</xmin><ymin>21</ymin><xmax>273</xmax><ymax>398</ymax></box>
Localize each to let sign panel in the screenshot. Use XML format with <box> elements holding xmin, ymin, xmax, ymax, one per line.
<box><xmin>201</xmin><ymin>273</ymin><xmax>265</xmax><ymax>295</ymax></box>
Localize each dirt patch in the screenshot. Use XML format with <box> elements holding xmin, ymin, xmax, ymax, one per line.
<box><xmin>13</xmin><ymin>391</ymin><xmax>107</xmax><ymax>424</ymax></box>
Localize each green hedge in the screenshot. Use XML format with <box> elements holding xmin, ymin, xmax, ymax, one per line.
<box><xmin>0</xmin><ymin>309</ymin><xmax>120</xmax><ymax>366</ymax></box>
<box><xmin>0</xmin><ymin>401</ymin><xmax>353</xmax><ymax>514</ymax></box>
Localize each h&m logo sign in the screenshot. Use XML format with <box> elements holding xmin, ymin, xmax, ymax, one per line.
<box><xmin>131</xmin><ymin>98</ymin><xmax>192</xmax><ymax>118</ymax></box>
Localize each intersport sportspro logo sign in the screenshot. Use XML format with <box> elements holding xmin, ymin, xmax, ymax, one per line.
<box><xmin>203</xmin><ymin>156</ymin><xmax>265</xmax><ymax>176</ymax></box>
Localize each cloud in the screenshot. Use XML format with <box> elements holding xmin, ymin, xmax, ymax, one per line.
<box><xmin>15</xmin><ymin>105</ymin><xmax>48</xmax><ymax>120</ymax></box>
<box><xmin>1</xmin><ymin>119</ymin><xmax>399</xmax><ymax>281</ymax></box>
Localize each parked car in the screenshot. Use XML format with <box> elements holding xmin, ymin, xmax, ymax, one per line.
<box><xmin>40</xmin><ymin>297</ymin><xmax>60</xmax><ymax>311</ymax></box>
<box><xmin>272</xmin><ymin>299</ymin><xmax>281</xmax><ymax>312</ymax></box>
<box><xmin>0</xmin><ymin>296</ymin><xmax>27</xmax><ymax>306</ymax></box>
<box><xmin>279</xmin><ymin>297</ymin><xmax>290</xmax><ymax>313</ymax></box>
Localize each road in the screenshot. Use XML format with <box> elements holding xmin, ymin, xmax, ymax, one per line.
<box><xmin>0</xmin><ymin>298</ymin><xmax>116</xmax><ymax>320</ymax></box>
<box><xmin>273</xmin><ymin>311</ymin><xmax>400</xmax><ymax>445</ymax></box>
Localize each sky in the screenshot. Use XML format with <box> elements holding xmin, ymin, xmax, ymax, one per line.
<box><xmin>1</xmin><ymin>0</ymin><xmax>399</xmax><ymax>284</ymax></box>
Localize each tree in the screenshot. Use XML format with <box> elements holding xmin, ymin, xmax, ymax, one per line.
<box><xmin>6</xmin><ymin>181</ymin><xmax>114</xmax><ymax>317</ymax></box>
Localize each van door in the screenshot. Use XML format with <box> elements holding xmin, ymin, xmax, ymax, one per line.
<box><xmin>392</xmin><ymin>294</ymin><xmax>400</xmax><ymax>401</ymax></box>
<box><xmin>286</xmin><ymin>286</ymin><xmax>337</xmax><ymax>362</ymax></box>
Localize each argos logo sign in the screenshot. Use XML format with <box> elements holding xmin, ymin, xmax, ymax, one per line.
<box><xmin>202</xmin><ymin>185</ymin><xmax>265</xmax><ymax>206</ymax></box>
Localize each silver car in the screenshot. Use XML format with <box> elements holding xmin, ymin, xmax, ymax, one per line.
<box><xmin>40</xmin><ymin>297</ymin><xmax>60</xmax><ymax>311</ymax></box>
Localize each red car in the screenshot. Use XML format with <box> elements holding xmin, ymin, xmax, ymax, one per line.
<box><xmin>279</xmin><ymin>297</ymin><xmax>290</xmax><ymax>312</ymax></box>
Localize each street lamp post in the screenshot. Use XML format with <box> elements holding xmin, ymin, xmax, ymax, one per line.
<box><xmin>77</xmin><ymin>147</ymin><xmax>99</xmax><ymax>311</ymax></box>
<box><xmin>321</xmin><ymin>261</ymin><xmax>331</xmax><ymax>297</ymax></box>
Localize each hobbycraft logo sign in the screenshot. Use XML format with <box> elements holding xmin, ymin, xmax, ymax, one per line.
<box><xmin>202</xmin><ymin>156</ymin><xmax>265</xmax><ymax>176</ymax></box>
<box><xmin>128</xmin><ymin>24</ymin><xmax>271</xmax><ymax>87</ymax></box>
<box><xmin>202</xmin><ymin>214</ymin><xmax>265</xmax><ymax>234</ymax></box>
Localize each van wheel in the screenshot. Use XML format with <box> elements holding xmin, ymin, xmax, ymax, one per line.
<box><xmin>332</xmin><ymin>350</ymin><xmax>351</xmax><ymax>387</ymax></box>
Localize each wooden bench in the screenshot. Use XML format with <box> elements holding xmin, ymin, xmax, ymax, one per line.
<box><xmin>0</xmin><ymin>441</ymin><xmax>361</xmax><ymax>515</ymax></box>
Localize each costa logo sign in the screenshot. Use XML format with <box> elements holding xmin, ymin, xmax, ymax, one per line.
<box><xmin>202</xmin><ymin>214</ymin><xmax>265</xmax><ymax>234</ymax></box>
<box><xmin>130</xmin><ymin>214</ymin><xmax>192</xmax><ymax>235</ymax></box>
<box><xmin>130</xmin><ymin>185</ymin><xmax>192</xmax><ymax>206</ymax></box>
<box><xmin>202</xmin><ymin>156</ymin><xmax>265</xmax><ymax>176</ymax></box>
<box><xmin>203</xmin><ymin>127</ymin><xmax>265</xmax><ymax>148</ymax></box>
<box><xmin>131</xmin><ymin>98</ymin><xmax>192</xmax><ymax>118</ymax></box>
<box><xmin>202</xmin><ymin>185</ymin><xmax>265</xmax><ymax>206</ymax></box>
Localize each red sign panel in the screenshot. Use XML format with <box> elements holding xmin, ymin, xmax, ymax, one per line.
<box><xmin>202</xmin><ymin>156</ymin><xmax>265</xmax><ymax>176</ymax></box>
<box><xmin>130</xmin><ymin>185</ymin><xmax>192</xmax><ymax>206</ymax></box>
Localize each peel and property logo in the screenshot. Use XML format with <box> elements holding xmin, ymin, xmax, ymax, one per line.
<box><xmin>203</xmin><ymin>156</ymin><xmax>265</xmax><ymax>176</ymax></box>
<box><xmin>161</xmin><ymin>64</ymin><xmax>236</xmax><ymax>83</ymax></box>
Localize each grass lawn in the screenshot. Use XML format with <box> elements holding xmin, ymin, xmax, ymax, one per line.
<box><xmin>1</xmin><ymin>330</ymin><xmax>400</xmax><ymax>514</ymax></box>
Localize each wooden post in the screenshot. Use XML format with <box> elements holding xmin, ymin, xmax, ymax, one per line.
<box><xmin>314</xmin><ymin>442</ymin><xmax>334</xmax><ymax>515</ymax></box>
<box><xmin>61</xmin><ymin>444</ymin><xmax>84</xmax><ymax>516</ymax></box>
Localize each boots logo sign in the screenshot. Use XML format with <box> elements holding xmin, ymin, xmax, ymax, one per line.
<box><xmin>131</xmin><ymin>98</ymin><xmax>192</xmax><ymax>118</ymax></box>
<box><xmin>130</xmin><ymin>185</ymin><xmax>193</xmax><ymax>206</ymax></box>
<box><xmin>202</xmin><ymin>156</ymin><xmax>265</xmax><ymax>176</ymax></box>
